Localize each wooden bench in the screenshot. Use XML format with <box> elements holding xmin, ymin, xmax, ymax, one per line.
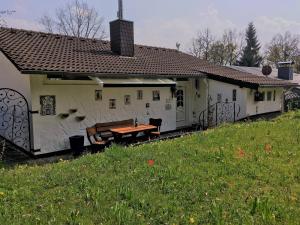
<box><xmin>86</xmin><ymin>126</ymin><xmax>108</xmax><ymax>152</ymax></box>
<box><xmin>95</xmin><ymin>119</ymin><xmax>134</xmax><ymax>140</ymax></box>
<box><xmin>86</xmin><ymin>119</ymin><xmax>134</xmax><ymax>151</ymax></box>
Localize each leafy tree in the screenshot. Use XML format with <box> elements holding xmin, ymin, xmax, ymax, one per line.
<box><xmin>265</xmin><ymin>32</ymin><xmax>300</xmax><ymax>64</ymax></box>
<box><xmin>237</xmin><ymin>22</ymin><xmax>262</xmax><ymax>67</ymax></box>
<box><xmin>40</xmin><ymin>0</ymin><xmax>106</xmax><ymax>39</ymax></box>
<box><xmin>190</xmin><ymin>28</ymin><xmax>244</xmax><ymax>66</ymax></box>
<box><xmin>209</xmin><ymin>29</ymin><xmax>244</xmax><ymax>66</ymax></box>
<box><xmin>209</xmin><ymin>40</ymin><xmax>225</xmax><ymax>65</ymax></box>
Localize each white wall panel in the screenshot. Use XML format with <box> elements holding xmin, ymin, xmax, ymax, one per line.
<box><xmin>30</xmin><ymin>76</ymin><xmax>176</xmax><ymax>154</ymax></box>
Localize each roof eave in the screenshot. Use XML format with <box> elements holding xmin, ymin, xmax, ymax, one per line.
<box><xmin>259</xmin><ymin>84</ymin><xmax>300</xmax><ymax>88</ymax></box>
<box><xmin>205</xmin><ymin>73</ymin><xmax>299</xmax><ymax>89</ymax></box>
<box><xmin>205</xmin><ymin>73</ymin><xmax>259</xmax><ymax>89</ymax></box>
<box><xmin>20</xmin><ymin>69</ymin><xmax>207</xmax><ymax>79</ymax></box>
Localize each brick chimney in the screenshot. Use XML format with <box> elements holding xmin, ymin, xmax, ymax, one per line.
<box><xmin>110</xmin><ymin>0</ymin><xmax>134</xmax><ymax>57</ymax></box>
<box><xmin>278</xmin><ymin>61</ymin><xmax>294</xmax><ymax>80</ymax></box>
<box><xmin>110</xmin><ymin>19</ymin><xmax>134</xmax><ymax>57</ymax></box>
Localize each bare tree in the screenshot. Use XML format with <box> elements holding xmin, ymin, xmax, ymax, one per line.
<box><xmin>222</xmin><ymin>29</ymin><xmax>245</xmax><ymax>65</ymax></box>
<box><xmin>265</xmin><ymin>32</ymin><xmax>300</xmax><ymax>65</ymax></box>
<box><xmin>40</xmin><ymin>0</ymin><xmax>106</xmax><ymax>39</ymax></box>
<box><xmin>190</xmin><ymin>28</ymin><xmax>215</xmax><ymax>60</ymax></box>
<box><xmin>0</xmin><ymin>10</ymin><xmax>16</xmax><ymax>27</ymax></box>
<box><xmin>190</xmin><ymin>28</ymin><xmax>244</xmax><ymax>66</ymax></box>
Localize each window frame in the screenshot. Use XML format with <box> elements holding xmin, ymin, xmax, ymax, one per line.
<box><xmin>137</xmin><ymin>90</ymin><xmax>143</xmax><ymax>100</ymax></box>
<box><xmin>267</xmin><ymin>91</ymin><xmax>272</xmax><ymax>101</ymax></box>
<box><xmin>261</xmin><ymin>92</ymin><xmax>266</xmax><ymax>101</ymax></box>
<box><xmin>232</xmin><ymin>89</ymin><xmax>237</xmax><ymax>102</ymax></box>
<box><xmin>95</xmin><ymin>90</ymin><xmax>102</xmax><ymax>101</ymax></box>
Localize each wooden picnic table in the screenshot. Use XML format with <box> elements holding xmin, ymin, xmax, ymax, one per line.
<box><xmin>110</xmin><ymin>124</ymin><xmax>157</xmax><ymax>142</ymax></box>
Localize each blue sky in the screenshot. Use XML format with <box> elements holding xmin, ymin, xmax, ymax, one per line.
<box><xmin>2</xmin><ymin>0</ymin><xmax>300</xmax><ymax>50</ymax></box>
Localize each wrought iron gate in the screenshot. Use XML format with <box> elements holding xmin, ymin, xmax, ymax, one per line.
<box><xmin>0</xmin><ymin>88</ymin><xmax>31</xmax><ymax>151</ymax></box>
<box><xmin>198</xmin><ymin>102</ymin><xmax>241</xmax><ymax>130</ymax></box>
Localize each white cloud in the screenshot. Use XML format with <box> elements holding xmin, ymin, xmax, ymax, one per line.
<box><xmin>4</xmin><ymin>17</ymin><xmax>42</xmax><ymax>31</ymax></box>
<box><xmin>255</xmin><ymin>16</ymin><xmax>300</xmax><ymax>45</ymax></box>
<box><xmin>135</xmin><ymin>5</ymin><xmax>237</xmax><ymax>50</ymax></box>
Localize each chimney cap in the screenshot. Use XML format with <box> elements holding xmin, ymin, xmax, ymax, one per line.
<box><xmin>278</xmin><ymin>61</ymin><xmax>295</xmax><ymax>67</ymax></box>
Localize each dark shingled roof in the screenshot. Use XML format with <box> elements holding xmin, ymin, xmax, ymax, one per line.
<box><xmin>0</xmin><ymin>27</ymin><xmax>298</xmax><ymax>88</ymax></box>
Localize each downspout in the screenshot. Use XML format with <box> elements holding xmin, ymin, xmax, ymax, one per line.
<box><xmin>203</xmin><ymin>78</ymin><xmax>209</xmax><ymax>126</ymax></box>
<box><xmin>203</xmin><ymin>78</ymin><xmax>210</xmax><ymax>110</ymax></box>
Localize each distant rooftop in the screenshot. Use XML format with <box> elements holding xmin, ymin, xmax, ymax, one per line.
<box><xmin>230</xmin><ymin>66</ymin><xmax>300</xmax><ymax>86</ymax></box>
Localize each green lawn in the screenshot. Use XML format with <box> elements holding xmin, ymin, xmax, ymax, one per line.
<box><xmin>1</xmin><ymin>112</ymin><xmax>300</xmax><ymax>225</ymax></box>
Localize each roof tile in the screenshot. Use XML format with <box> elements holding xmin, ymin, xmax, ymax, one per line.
<box><xmin>0</xmin><ymin>27</ymin><xmax>297</xmax><ymax>87</ymax></box>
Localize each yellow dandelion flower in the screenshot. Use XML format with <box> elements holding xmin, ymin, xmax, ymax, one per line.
<box><xmin>189</xmin><ymin>217</ymin><xmax>195</xmax><ymax>224</ymax></box>
<box><xmin>0</xmin><ymin>192</ymin><xmax>5</xmax><ymax>197</ymax></box>
<box><xmin>291</xmin><ymin>195</ymin><xmax>297</xmax><ymax>202</ymax></box>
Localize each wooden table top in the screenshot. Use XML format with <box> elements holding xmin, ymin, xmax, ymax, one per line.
<box><xmin>110</xmin><ymin>124</ymin><xmax>157</xmax><ymax>134</ymax></box>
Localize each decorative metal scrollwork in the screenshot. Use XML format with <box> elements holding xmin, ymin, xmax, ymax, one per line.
<box><xmin>199</xmin><ymin>101</ymin><xmax>241</xmax><ymax>130</ymax></box>
<box><xmin>0</xmin><ymin>88</ymin><xmax>30</xmax><ymax>151</ymax></box>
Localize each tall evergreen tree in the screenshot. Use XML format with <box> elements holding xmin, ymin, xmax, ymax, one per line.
<box><xmin>238</xmin><ymin>22</ymin><xmax>262</xmax><ymax>67</ymax></box>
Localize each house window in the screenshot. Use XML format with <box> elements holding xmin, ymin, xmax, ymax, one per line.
<box><xmin>232</xmin><ymin>89</ymin><xmax>237</xmax><ymax>102</ymax></box>
<box><xmin>40</xmin><ymin>96</ymin><xmax>56</xmax><ymax>116</ymax></box>
<box><xmin>137</xmin><ymin>90</ymin><xmax>143</xmax><ymax>100</ymax></box>
<box><xmin>95</xmin><ymin>90</ymin><xmax>102</xmax><ymax>101</ymax></box>
<box><xmin>267</xmin><ymin>91</ymin><xmax>272</xmax><ymax>101</ymax></box>
<box><xmin>261</xmin><ymin>92</ymin><xmax>266</xmax><ymax>101</ymax></box>
<box><xmin>153</xmin><ymin>90</ymin><xmax>160</xmax><ymax>101</ymax></box>
<box><xmin>217</xmin><ymin>93</ymin><xmax>222</xmax><ymax>103</ymax></box>
<box><xmin>273</xmin><ymin>90</ymin><xmax>276</xmax><ymax>101</ymax></box>
<box><xmin>109</xmin><ymin>99</ymin><xmax>116</xmax><ymax>109</ymax></box>
<box><xmin>124</xmin><ymin>95</ymin><xmax>131</xmax><ymax>105</ymax></box>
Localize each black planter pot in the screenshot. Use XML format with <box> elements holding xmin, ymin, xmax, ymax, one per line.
<box><xmin>69</xmin><ymin>135</ymin><xmax>84</xmax><ymax>156</ymax></box>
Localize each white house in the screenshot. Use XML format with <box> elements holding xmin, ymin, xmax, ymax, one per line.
<box><xmin>231</xmin><ymin>63</ymin><xmax>300</xmax><ymax>110</ymax></box>
<box><xmin>0</xmin><ymin>16</ymin><xmax>297</xmax><ymax>156</ymax></box>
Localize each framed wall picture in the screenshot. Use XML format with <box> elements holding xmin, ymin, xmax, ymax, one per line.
<box><xmin>95</xmin><ymin>90</ymin><xmax>102</xmax><ymax>101</ymax></box>
<box><xmin>124</xmin><ymin>95</ymin><xmax>131</xmax><ymax>105</ymax></box>
<box><xmin>40</xmin><ymin>95</ymin><xmax>56</xmax><ymax>116</ymax></box>
<box><xmin>109</xmin><ymin>99</ymin><xmax>116</xmax><ymax>109</ymax></box>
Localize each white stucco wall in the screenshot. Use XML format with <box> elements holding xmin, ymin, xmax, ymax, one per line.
<box><xmin>208</xmin><ymin>79</ymin><xmax>284</xmax><ymax>119</ymax></box>
<box><xmin>208</xmin><ymin>79</ymin><xmax>247</xmax><ymax>120</ymax></box>
<box><xmin>246</xmin><ymin>87</ymin><xmax>284</xmax><ymax>116</ymax></box>
<box><xmin>30</xmin><ymin>76</ymin><xmax>176</xmax><ymax>154</ymax></box>
<box><xmin>0</xmin><ymin>52</ymin><xmax>33</xmax><ymax>150</ymax></box>
<box><xmin>0</xmin><ymin>52</ymin><xmax>31</xmax><ymax>105</ymax></box>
